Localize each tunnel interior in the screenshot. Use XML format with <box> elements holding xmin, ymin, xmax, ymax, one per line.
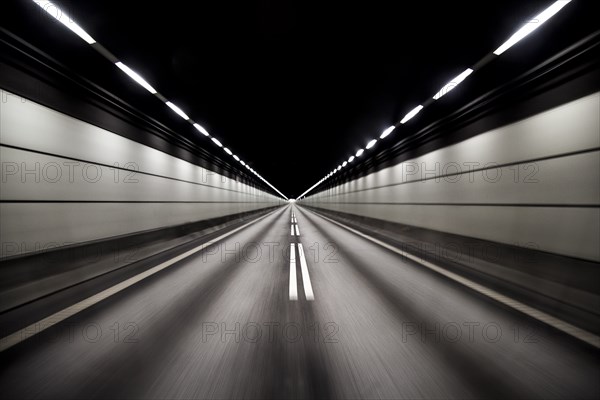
<box><xmin>0</xmin><ymin>1</ymin><xmax>599</xmax><ymax>399</ymax></box>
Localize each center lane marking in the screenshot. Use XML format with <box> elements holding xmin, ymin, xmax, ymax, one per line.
<box><xmin>289</xmin><ymin>243</ymin><xmax>298</xmax><ymax>300</ymax></box>
<box><xmin>297</xmin><ymin>243</ymin><xmax>314</xmax><ymax>301</ymax></box>
<box><xmin>289</xmin><ymin>210</ymin><xmax>313</xmax><ymax>301</ymax></box>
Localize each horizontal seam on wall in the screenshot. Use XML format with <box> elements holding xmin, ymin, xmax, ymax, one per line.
<box><xmin>314</xmin><ymin>147</ymin><xmax>600</xmax><ymax>198</ymax></box>
<box><xmin>309</xmin><ymin>202</ymin><xmax>600</xmax><ymax>208</ymax></box>
<box><xmin>0</xmin><ymin>200</ymin><xmax>276</xmax><ymax>204</ymax></box>
<box><xmin>0</xmin><ymin>143</ymin><xmax>267</xmax><ymax>197</ymax></box>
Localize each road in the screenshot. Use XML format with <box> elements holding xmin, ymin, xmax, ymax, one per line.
<box><xmin>0</xmin><ymin>205</ymin><xmax>598</xmax><ymax>399</ymax></box>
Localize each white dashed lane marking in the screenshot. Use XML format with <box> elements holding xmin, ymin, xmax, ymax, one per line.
<box><xmin>289</xmin><ymin>243</ymin><xmax>298</xmax><ymax>301</ymax></box>
<box><xmin>297</xmin><ymin>243</ymin><xmax>314</xmax><ymax>301</ymax></box>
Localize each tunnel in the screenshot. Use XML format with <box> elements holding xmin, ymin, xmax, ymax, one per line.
<box><xmin>0</xmin><ymin>1</ymin><xmax>599</xmax><ymax>399</ymax></box>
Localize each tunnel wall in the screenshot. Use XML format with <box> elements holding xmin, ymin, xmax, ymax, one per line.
<box><xmin>0</xmin><ymin>89</ymin><xmax>285</xmax><ymax>259</ymax></box>
<box><xmin>301</xmin><ymin>92</ymin><xmax>600</xmax><ymax>262</ymax></box>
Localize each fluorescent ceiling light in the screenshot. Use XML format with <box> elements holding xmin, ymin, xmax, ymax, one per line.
<box><xmin>493</xmin><ymin>1</ymin><xmax>571</xmax><ymax>55</ymax></box>
<box><xmin>432</xmin><ymin>68</ymin><xmax>473</xmax><ymax>100</ymax></box>
<box><xmin>193</xmin><ymin>123</ymin><xmax>209</xmax><ymax>136</ymax></box>
<box><xmin>380</xmin><ymin>126</ymin><xmax>395</xmax><ymax>139</ymax></box>
<box><xmin>115</xmin><ymin>62</ymin><xmax>157</xmax><ymax>94</ymax></box>
<box><xmin>283</xmin><ymin>3</ymin><xmax>573</xmax><ymax>205</ymax></box>
<box><xmin>33</xmin><ymin>3</ymin><xmax>289</xmax><ymax>202</ymax></box>
<box><xmin>165</xmin><ymin>101</ymin><xmax>189</xmax><ymax>120</ymax></box>
<box><xmin>400</xmin><ymin>105</ymin><xmax>423</xmax><ymax>124</ymax></box>
<box><xmin>33</xmin><ymin>1</ymin><xmax>96</xmax><ymax>44</ymax></box>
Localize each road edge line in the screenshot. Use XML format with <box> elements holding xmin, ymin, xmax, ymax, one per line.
<box><xmin>306</xmin><ymin>208</ymin><xmax>600</xmax><ymax>349</ymax></box>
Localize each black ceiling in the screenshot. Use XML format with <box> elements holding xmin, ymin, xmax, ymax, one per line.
<box><xmin>2</xmin><ymin>0</ymin><xmax>598</xmax><ymax>198</ymax></box>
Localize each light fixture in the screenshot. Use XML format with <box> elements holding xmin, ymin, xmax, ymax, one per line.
<box><xmin>233</xmin><ymin>155</ymin><xmax>240</xmax><ymax>161</ymax></box>
<box><xmin>211</xmin><ymin>137</ymin><xmax>223</xmax><ymax>147</ymax></box>
<box><xmin>32</xmin><ymin>1</ymin><xmax>96</xmax><ymax>44</ymax></box>
<box><xmin>224</xmin><ymin>147</ymin><xmax>232</xmax><ymax>155</ymax></box>
<box><xmin>115</xmin><ymin>62</ymin><xmax>157</xmax><ymax>94</ymax></box>
<box><xmin>193</xmin><ymin>123</ymin><xmax>210</xmax><ymax>136</ymax></box>
<box><xmin>400</xmin><ymin>105</ymin><xmax>423</xmax><ymax>124</ymax></box>
<box><xmin>493</xmin><ymin>1</ymin><xmax>571</xmax><ymax>55</ymax></box>
<box><xmin>432</xmin><ymin>69</ymin><xmax>473</xmax><ymax>100</ymax></box>
<box><xmin>165</xmin><ymin>101</ymin><xmax>189</xmax><ymax>120</ymax></box>
<box><xmin>31</xmin><ymin>0</ymin><xmax>289</xmax><ymax>201</ymax></box>
<box><xmin>380</xmin><ymin>126</ymin><xmax>395</xmax><ymax>139</ymax></box>
<box><xmin>295</xmin><ymin>2</ymin><xmax>569</xmax><ymax>203</ymax></box>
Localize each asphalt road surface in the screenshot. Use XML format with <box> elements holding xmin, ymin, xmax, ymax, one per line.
<box><xmin>0</xmin><ymin>205</ymin><xmax>598</xmax><ymax>399</ymax></box>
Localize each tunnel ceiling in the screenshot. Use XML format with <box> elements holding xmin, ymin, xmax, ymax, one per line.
<box><xmin>2</xmin><ymin>0</ymin><xmax>598</xmax><ymax>198</ymax></box>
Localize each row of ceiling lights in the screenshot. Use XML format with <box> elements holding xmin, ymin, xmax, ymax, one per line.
<box><xmin>296</xmin><ymin>0</ymin><xmax>572</xmax><ymax>200</ymax></box>
<box><xmin>32</xmin><ymin>0</ymin><xmax>289</xmax><ymax>200</ymax></box>
<box><xmin>31</xmin><ymin>0</ymin><xmax>571</xmax><ymax>201</ymax></box>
